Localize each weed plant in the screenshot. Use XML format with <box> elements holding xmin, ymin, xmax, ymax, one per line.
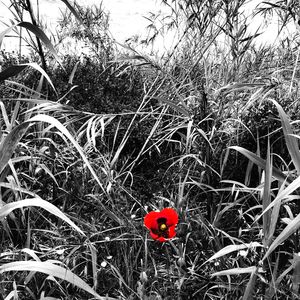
<box><xmin>1</xmin><ymin>0</ymin><xmax>300</xmax><ymax>299</ymax></box>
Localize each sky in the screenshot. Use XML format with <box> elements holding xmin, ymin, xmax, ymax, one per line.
<box><xmin>0</xmin><ymin>0</ymin><xmax>173</xmax><ymax>53</ymax></box>
<box><xmin>0</xmin><ymin>0</ymin><xmax>297</xmax><ymax>55</ymax></box>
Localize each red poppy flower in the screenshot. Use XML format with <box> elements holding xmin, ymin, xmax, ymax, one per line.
<box><xmin>144</xmin><ymin>208</ymin><xmax>178</xmax><ymax>242</ymax></box>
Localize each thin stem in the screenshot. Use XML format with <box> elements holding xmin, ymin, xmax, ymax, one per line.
<box><xmin>25</xmin><ymin>0</ymin><xmax>47</xmax><ymax>72</ymax></box>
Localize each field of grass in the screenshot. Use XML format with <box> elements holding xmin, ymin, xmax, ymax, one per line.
<box><xmin>1</xmin><ymin>0</ymin><xmax>300</xmax><ymax>299</ymax></box>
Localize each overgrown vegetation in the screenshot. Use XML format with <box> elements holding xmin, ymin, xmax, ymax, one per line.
<box><xmin>1</xmin><ymin>0</ymin><xmax>300</xmax><ymax>299</ymax></box>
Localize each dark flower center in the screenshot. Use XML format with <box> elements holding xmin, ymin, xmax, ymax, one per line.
<box><xmin>151</xmin><ymin>217</ymin><xmax>170</xmax><ymax>238</ymax></box>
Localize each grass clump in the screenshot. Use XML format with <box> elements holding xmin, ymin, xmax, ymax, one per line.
<box><xmin>1</xmin><ymin>0</ymin><xmax>300</xmax><ymax>299</ymax></box>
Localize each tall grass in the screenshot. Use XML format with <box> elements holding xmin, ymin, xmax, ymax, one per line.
<box><xmin>1</xmin><ymin>0</ymin><xmax>300</xmax><ymax>299</ymax></box>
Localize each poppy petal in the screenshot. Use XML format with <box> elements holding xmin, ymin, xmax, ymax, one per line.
<box><xmin>159</xmin><ymin>208</ymin><xmax>178</xmax><ymax>226</ymax></box>
<box><xmin>157</xmin><ymin>236</ymin><xmax>167</xmax><ymax>242</ymax></box>
<box><xmin>150</xmin><ymin>231</ymin><xmax>160</xmax><ymax>240</ymax></box>
<box><xmin>144</xmin><ymin>208</ymin><xmax>178</xmax><ymax>242</ymax></box>
<box><xmin>168</xmin><ymin>225</ymin><xmax>176</xmax><ymax>239</ymax></box>
<box><xmin>144</xmin><ymin>211</ymin><xmax>159</xmax><ymax>230</ymax></box>
<box><xmin>150</xmin><ymin>231</ymin><xmax>167</xmax><ymax>242</ymax></box>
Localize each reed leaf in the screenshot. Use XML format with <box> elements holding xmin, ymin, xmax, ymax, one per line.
<box><xmin>229</xmin><ymin>146</ymin><xmax>290</xmax><ymax>183</ymax></box>
<box><xmin>261</xmin><ymin>212</ymin><xmax>300</xmax><ymax>261</ymax></box>
<box><xmin>259</xmin><ymin>175</ymin><xmax>300</xmax><ymax>220</ymax></box>
<box><xmin>0</xmin><ymin>63</ymin><xmax>56</xmax><ymax>93</ymax></box>
<box><xmin>60</xmin><ymin>0</ymin><xmax>83</xmax><ymax>22</ymax></box>
<box><xmin>211</xmin><ymin>266</ymin><xmax>257</xmax><ymax>277</ymax></box>
<box><xmin>262</xmin><ymin>137</ymin><xmax>272</xmax><ymax>246</ymax></box>
<box><xmin>0</xmin><ymin>65</ymin><xmax>27</xmax><ymax>81</ymax></box>
<box><xmin>0</xmin><ymin>122</ymin><xmax>29</xmax><ymax>175</ymax></box>
<box><xmin>0</xmin><ymin>198</ymin><xmax>85</xmax><ymax>236</ymax></box>
<box><xmin>0</xmin><ymin>22</ymin><xmax>61</xmax><ymax>66</ymax></box>
<box><xmin>270</xmin><ymin>99</ymin><xmax>300</xmax><ymax>174</ymax></box>
<box><xmin>207</xmin><ymin>242</ymin><xmax>263</xmax><ymax>262</ymax></box>
<box><xmin>18</xmin><ymin>22</ymin><xmax>61</xmax><ymax>66</ymax></box>
<box><xmin>0</xmin><ymin>261</ymin><xmax>116</xmax><ymax>300</ymax></box>
<box><xmin>242</xmin><ymin>267</ymin><xmax>258</xmax><ymax>300</ymax></box>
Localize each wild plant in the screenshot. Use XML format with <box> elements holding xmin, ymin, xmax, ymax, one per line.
<box><xmin>1</xmin><ymin>0</ymin><xmax>300</xmax><ymax>299</ymax></box>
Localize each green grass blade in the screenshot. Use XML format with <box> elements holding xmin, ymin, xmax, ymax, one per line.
<box><xmin>0</xmin><ymin>198</ymin><xmax>85</xmax><ymax>236</ymax></box>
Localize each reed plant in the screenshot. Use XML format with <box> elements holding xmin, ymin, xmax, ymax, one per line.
<box><xmin>1</xmin><ymin>0</ymin><xmax>300</xmax><ymax>299</ymax></box>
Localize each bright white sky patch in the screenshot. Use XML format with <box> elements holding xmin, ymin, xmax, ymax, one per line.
<box><xmin>0</xmin><ymin>0</ymin><xmax>170</xmax><ymax>53</ymax></box>
<box><xmin>0</xmin><ymin>0</ymin><xmax>297</xmax><ymax>54</ymax></box>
